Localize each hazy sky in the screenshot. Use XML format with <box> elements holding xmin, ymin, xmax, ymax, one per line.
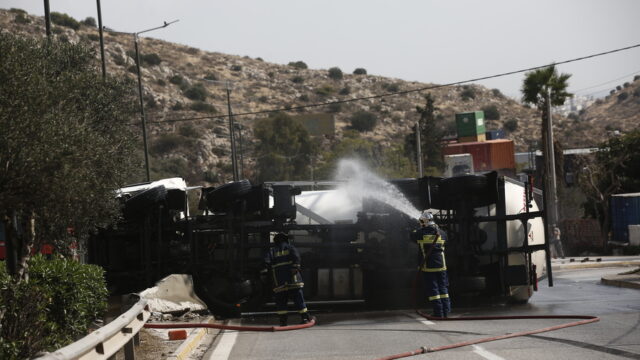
<box><xmin>3</xmin><ymin>0</ymin><xmax>640</xmax><ymax>99</ymax></box>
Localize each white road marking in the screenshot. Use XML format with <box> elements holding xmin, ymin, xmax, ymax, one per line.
<box><xmin>472</xmin><ymin>345</ymin><xmax>506</xmax><ymax>360</ymax></box>
<box><xmin>205</xmin><ymin>325</ymin><xmax>238</xmax><ymax>360</ymax></box>
<box><xmin>410</xmin><ymin>314</ymin><xmax>435</xmax><ymax>325</ymax></box>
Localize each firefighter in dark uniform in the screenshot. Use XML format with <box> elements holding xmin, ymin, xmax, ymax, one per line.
<box><xmin>412</xmin><ymin>211</ymin><xmax>451</xmax><ymax>318</ymax></box>
<box><xmin>263</xmin><ymin>232</ymin><xmax>311</xmax><ymax>326</ymax></box>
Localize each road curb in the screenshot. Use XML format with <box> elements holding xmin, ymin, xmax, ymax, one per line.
<box><xmin>601</xmin><ymin>277</ymin><xmax>640</xmax><ymax>290</ymax></box>
<box><xmin>167</xmin><ymin>317</ymin><xmax>216</xmax><ymax>360</ymax></box>
<box><xmin>552</xmin><ymin>261</ymin><xmax>640</xmax><ymax>271</ymax></box>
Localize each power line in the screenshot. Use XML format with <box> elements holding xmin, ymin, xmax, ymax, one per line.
<box><xmin>146</xmin><ymin>42</ymin><xmax>640</xmax><ymax>125</ymax></box>
<box><xmin>573</xmin><ymin>68</ymin><xmax>640</xmax><ymax>94</ymax></box>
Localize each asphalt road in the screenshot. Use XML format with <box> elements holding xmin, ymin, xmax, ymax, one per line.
<box><xmin>201</xmin><ymin>267</ymin><xmax>640</xmax><ymax>360</ymax></box>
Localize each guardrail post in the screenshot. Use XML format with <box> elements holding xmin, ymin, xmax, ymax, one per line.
<box><xmin>124</xmin><ymin>338</ymin><xmax>136</xmax><ymax>360</ymax></box>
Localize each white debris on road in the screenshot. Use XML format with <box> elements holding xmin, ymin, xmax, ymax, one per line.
<box><xmin>139</xmin><ymin>274</ymin><xmax>207</xmax><ymax>313</ymax></box>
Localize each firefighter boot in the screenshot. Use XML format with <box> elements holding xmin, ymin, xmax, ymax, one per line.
<box><xmin>278</xmin><ymin>314</ymin><xmax>288</xmax><ymax>327</ymax></box>
<box><xmin>300</xmin><ymin>312</ymin><xmax>311</xmax><ymax>324</ymax></box>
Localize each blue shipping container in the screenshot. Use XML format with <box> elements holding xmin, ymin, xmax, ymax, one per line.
<box><xmin>485</xmin><ymin>129</ymin><xmax>505</xmax><ymax>140</ymax></box>
<box><xmin>611</xmin><ymin>193</ymin><xmax>640</xmax><ymax>243</ymax></box>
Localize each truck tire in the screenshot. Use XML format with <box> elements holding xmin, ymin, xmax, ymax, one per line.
<box><xmin>206</xmin><ymin>179</ymin><xmax>252</xmax><ymax>211</ymax></box>
<box><xmin>124</xmin><ymin>185</ymin><xmax>167</xmax><ymax>219</ymax></box>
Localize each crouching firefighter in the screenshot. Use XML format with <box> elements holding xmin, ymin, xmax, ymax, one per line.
<box><xmin>263</xmin><ymin>232</ymin><xmax>311</xmax><ymax>326</ymax></box>
<box><xmin>412</xmin><ymin>211</ymin><xmax>451</xmax><ymax>318</ymax></box>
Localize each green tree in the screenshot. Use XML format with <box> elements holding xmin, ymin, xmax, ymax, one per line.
<box><xmin>253</xmin><ymin>113</ymin><xmax>315</xmax><ymax>181</ymax></box>
<box><xmin>349</xmin><ymin>111</ymin><xmax>377</xmax><ymax>132</ymax></box>
<box><xmin>0</xmin><ymin>33</ymin><xmax>140</xmax><ymax>282</ymax></box>
<box><xmin>328</xmin><ymin>67</ymin><xmax>343</xmax><ymax>80</ymax></box>
<box><xmin>578</xmin><ymin>130</ymin><xmax>640</xmax><ymax>238</ymax></box>
<box><xmin>404</xmin><ymin>93</ymin><xmax>445</xmax><ymax>173</ymax></box>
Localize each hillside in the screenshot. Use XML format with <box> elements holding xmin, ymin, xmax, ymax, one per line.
<box><xmin>3</xmin><ymin>8</ymin><xmax>633</xmax><ymax>185</ymax></box>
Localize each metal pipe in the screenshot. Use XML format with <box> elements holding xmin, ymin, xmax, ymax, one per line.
<box><xmin>226</xmin><ymin>84</ymin><xmax>239</xmax><ymax>181</ymax></box>
<box><xmin>43</xmin><ymin>0</ymin><xmax>51</xmax><ymax>38</ymax></box>
<box><xmin>134</xmin><ymin>34</ymin><xmax>151</xmax><ymax>182</ymax></box>
<box><xmin>416</xmin><ymin>122</ymin><xmax>423</xmax><ymax>177</ymax></box>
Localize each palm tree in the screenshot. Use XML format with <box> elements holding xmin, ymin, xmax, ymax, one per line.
<box><xmin>521</xmin><ymin>64</ymin><xmax>572</xmax><ymax>154</ymax></box>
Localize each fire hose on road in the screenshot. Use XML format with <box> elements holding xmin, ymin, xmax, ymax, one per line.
<box><xmin>143</xmin><ymin>317</ymin><xmax>316</xmax><ymax>332</ymax></box>
<box><xmin>375</xmin><ymin>311</ymin><xmax>600</xmax><ymax>360</ymax></box>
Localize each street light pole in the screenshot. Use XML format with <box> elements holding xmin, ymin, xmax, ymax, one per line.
<box><xmin>96</xmin><ymin>0</ymin><xmax>106</xmax><ymax>79</ymax></box>
<box><xmin>103</xmin><ymin>20</ymin><xmax>179</xmax><ymax>182</ymax></box>
<box><xmin>43</xmin><ymin>0</ymin><xmax>51</xmax><ymax>38</ymax></box>
<box><xmin>545</xmin><ymin>88</ymin><xmax>559</xmax><ymax>230</ymax></box>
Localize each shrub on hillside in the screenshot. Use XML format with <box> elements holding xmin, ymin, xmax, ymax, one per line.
<box><xmin>491</xmin><ymin>88</ymin><xmax>504</xmax><ymax>98</ymax></box>
<box><xmin>183</xmin><ymin>84</ymin><xmax>208</xmax><ymax>101</ymax></box>
<box><xmin>460</xmin><ymin>86</ymin><xmax>476</xmax><ymax>100</ymax></box>
<box><xmin>127</xmin><ymin>65</ymin><xmax>138</xmax><ymax>74</ymax></box>
<box><xmin>87</xmin><ymin>33</ymin><xmax>100</xmax><ymax>42</ymax></box>
<box><xmin>349</xmin><ymin>111</ymin><xmax>377</xmax><ymax>132</ymax></box>
<box><xmin>633</xmin><ymin>88</ymin><xmax>640</xmax><ymax>97</ymax></box>
<box><xmin>635</xmin><ymin>75</ymin><xmax>640</xmax><ymax>81</ymax></box>
<box><xmin>112</xmin><ymin>53</ymin><xmax>125</xmax><ymax>66</ymax></box>
<box><xmin>230</xmin><ymin>65</ymin><xmax>242</xmax><ymax>72</ymax></box>
<box><xmin>299</xmin><ymin>94</ymin><xmax>309</xmax><ymax>102</ymax></box>
<box><xmin>617</xmin><ymin>92</ymin><xmax>628</xmax><ymax>102</ymax></box>
<box><xmin>0</xmin><ymin>256</ymin><xmax>108</xmax><ymax>359</ymax></box>
<box><xmin>151</xmin><ymin>133</ymin><xmax>195</xmax><ymax>155</ymax></box>
<box><xmin>179</xmin><ymin>124</ymin><xmax>199</xmax><ymax>138</ymax></box>
<box><xmin>82</xmin><ymin>17</ymin><xmax>97</xmax><ymax>27</ymax></box>
<box><xmin>169</xmin><ymin>74</ymin><xmax>185</xmax><ymax>86</ymax></box>
<box><xmin>382</xmin><ymin>82</ymin><xmax>399</xmax><ymax>92</ymax></box>
<box><xmin>327</xmin><ymin>102</ymin><xmax>342</xmax><ymax>113</ymax></box>
<box><xmin>50</xmin><ymin>12</ymin><xmax>81</xmax><ymax>30</ymax></box>
<box><xmin>504</xmin><ymin>119</ymin><xmax>518</xmax><ymax>132</ymax></box>
<box><xmin>190</xmin><ymin>101</ymin><xmax>217</xmax><ymax>113</ymax></box>
<box><xmin>13</xmin><ymin>13</ymin><xmax>31</xmax><ymax>24</ymax></box>
<box><xmin>203</xmin><ymin>73</ymin><xmax>218</xmax><ymax>81</ymax></box>
<box><xmin>172</xmin><ymin>102</ymin><xmax>184</xmax><ymax>111</ymax></box>
<box><xmin>140</xmin><ymin>53</ymin><xmax>162</xmax><ymax>66</ymax></box>
<box><xmin>291</xmin><ymin>76</ymin><xmax>305</xmax><ymax>84</ymax></box>
<box><xmin>339</xmin><ymin>87</ymin><xmax>351</xmax><ymax>95</ymax></box>
<box><xmin>315</xmin><ymin>85</ymin><xmax>334</xmax><ymax>96</ymax></box>
<box><xmin>353</xmin><ymin>68</ymin><xmax>367</xmax><ymax>75</ymax></box>
<box><xmin>288</xmin><ymin>61</ymin><xmax>308</xmax><ymax>70</ymax></box>
<box><xmin>482</xmin><ymin>105</ymin><xmax>500</xmax><ymax>120</ymax></box>
<box><xmin>328</xmin><ymin>67</ymin><xmax>343</xmax><ymax>80</ymax></box>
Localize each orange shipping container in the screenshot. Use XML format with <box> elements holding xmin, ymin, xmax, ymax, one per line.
<box><xmin>488</xmin><ymin>139</ymin><xmax>515</xmax><ymax>170</ymax></box>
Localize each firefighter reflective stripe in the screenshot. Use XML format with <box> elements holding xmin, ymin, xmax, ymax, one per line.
<box><xmin>428</xmin><ymin>293</ymin><xmax>449</xmax><ymax>301</ymax></box>
<box><xmin>276</xmin><ymin>310</ymin><xmax>287</xmax><ymax>315</ymax></box>
<box><xmin>274</xmin><ymin>249</ymin><xmax>290</xmax><ymax>257</ymax></box>
<box><xmin>273</xmin><ymin>261</ymin><xmax>293</xmax><ymax>268</ymax></box>
<box><xmin>273</xmin><ymin>283</ymin><xmax>304</xmax><ymax>293</ymax></box>
<box><xmin>299</xmin><ymin>307</ymin><xmax>308</xmax><ymax>314</ymax></box>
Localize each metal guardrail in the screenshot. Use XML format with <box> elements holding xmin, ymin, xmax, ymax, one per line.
<box><xmin>35</xmin><ymin>299</ymin><xmax>151</xmax><ymax>360</ymax></box>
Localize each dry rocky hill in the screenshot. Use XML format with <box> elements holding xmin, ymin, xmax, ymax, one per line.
<box><xmin>2</xmin><ymin>8</ymin><xmax>635</xmax><ymax>185</ymax></box>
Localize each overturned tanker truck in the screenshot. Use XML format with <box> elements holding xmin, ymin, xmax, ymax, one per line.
<box><xmin>88</xmin><ymin>172</ymin><xmax>553</xmax><ymax>317</ymax></box>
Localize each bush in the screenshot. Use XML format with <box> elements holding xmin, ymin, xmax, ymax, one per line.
<box><xmin>350</xmin><ymin>111</ymin><xmax>377</xmax><ymax>132</ymax></box>
<box><xmin>190</xmin><ymin>101</ymin><xmax>217</xmax><ymax>113</ymax></box>
<box><xmin>8</xmin><ymin>8</ymin><xmax>26</xmax><ymax>14</ymax></box>
<box><xmin>617</xmin><ymin>92</ymin><xmax>629</xmax><ymax>102</ymax></box>
<box><xmin>460</xmin><ymin>86</ymin><xmax>476</xmax><ymax>100</ymax></box>
<box><xmin>82</xmin><ymin>17</ymin><xmax>97</xmax><ymax>27</ymax></box>
<box><xmin>13</xmin><ymin>13</ymin><xmax>31</xmax><ymax>24</ymax></box>
<box><xmin>616</xmin><ymin>85</ymin><xmax>622</xmax><ymax>91</ymax></box>
<box><xmin>0</xmin><ymin>256</ymin><xmax>108</xmax><ymax>359</ymax></box>
<box><xmin>504</xmin><ymin>119</ymin><xmax>518</xmax><ymax>132</ymax></box>
<box><xmin>112</xmin><ymin>53</ymin><xmax>125</xmax><ymax>66</ymax></box>
<box><xmin>633</xmin><ymin>88</ymin><xmax>640</xmax><ymax>97</ymax></box>
<box><xmin>291</xmin><ymin>76</ymin><xmax>305</xmax><ymax>84</ymax></box>
<box><xmin>179</xmin><ymin>124</ymin><xmax>199</xmax><ymax>138</ymax></box>
<box><xmin>171</xmin><ymin>102</ymin><xmax>184</xmax><ymax>110</ymax></box>
<box><xmin>140</xmin><ymin>53</ymin><xmax>161</xmax><ymax>66</ymax></box>
<box><xmin>87</xmin><ymin>33</ymin><xmax>100</xmax><ymax>42</ymax></box>
<box><xmin>339</xmin><ymin>87</ymin><xmax>351</xmax><ymax>95</ymax></box>
<box><xmin>299</xmin><ymin>94</ymin><xmax>309</xmax><ymax>102</ymax></box>
<box><xmin>151</xmin><ymin>133</ymin><xmax>194</xmax><ymax>154</ymax></box>
<box><xmin>183</xmin><ymin>84</ymin><xmax>208</xmax><ymax>101</ymax></box>
<box><xmin>258</xmin><ymin>95</ymin><xmax>269</xmax><ymax>103</ymax></box>
<box><xmin>169</xmin><ymin>74</ymin><xmax>185</xmax><ymax>86</ymax></box>
<box><xmin>491</xmin><ymin>88</ymin><xmax>504</xmax><ymax>98</ymax></box>
<box><xmin>230</xmin><ymin>65</ymin><xmax>242</xmax><ymax>72</ymax></box>
<box><xmin>157</xmin><ymin>78</ymin><xmax>166</xmax><ymax>86</ymax></box>
<box><xmin>315</xmin><ymin>85</ymin><xmax>334</xmax><ymax>96</ymax></box>
<box><xmin>288</xmin><ymin>61</ymin><xmax>308</xmax><ymax>70</ymax></box>
<box><xmin>635</xmin><ymin>75</ymin><xmax>640</xmax><ymax>82</ymax></box>
<box><xmin>50</xmin><ymin>12</ymin><xmax>80</xmax><ymax>30</ymax></box>
<box><xmin>204</xmin><ymin>73</ymin><xmax>217</xmax><ymax>81</ymax></box>
<box><xmin>127</xmin><ymin>65</ymin><xmax>138</xmax><ymax>74</ymax></box>
<box><xmin>327</xmin><ymin>102</ymin><xmax>342</xmax><ymax>113</ymax></box>
<box><xmin>328</xmin><ymin>67</ymin><xmax>343</xmax><ymax>80</ymax></box>
<box><xmin>353</xmin><ymin>68</ymin><xmax>367</xmax><ymax>75</ymax></box>
<box><xmin>382</xmin><ymin>82</ymin><xmax>399</xmax><ymax>92</ymax></box>
<box><xmin>482</xmin><ymin>105</ymin><xmax>500</xmax><ymax>120</ymax></box>
<box><xmin>623</xmin><ymin>82</ymin><xmax>631</xmax><ymax>88</ymax></box>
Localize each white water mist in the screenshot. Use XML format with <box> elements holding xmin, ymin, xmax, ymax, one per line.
<box><xmin>333</xmin><ymin>159</ymin><xmax>421</xmax><ymax>219</ymax></box>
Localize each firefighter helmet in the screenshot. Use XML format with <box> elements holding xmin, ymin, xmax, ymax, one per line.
<box><xmin>273</xmin><ymin>232</ymin><xmax>289</xmax><ymax>243</ymax></box>
<box><xmin>419</xmin><ymin>211</ymin><xmax>435</xmax><ymax>226</ymax></box>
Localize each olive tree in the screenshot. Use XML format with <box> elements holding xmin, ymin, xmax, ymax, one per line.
<box><xmin>0</xmin><ymin>33</ymin><xmax>141</xmax><ymax>282</ymax></box>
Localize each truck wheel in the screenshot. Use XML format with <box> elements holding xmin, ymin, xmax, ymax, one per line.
<box><xmin>124</xmin><ymin>185</ymin><xmax>167</xmax><ymax>219</ymax></box>
<box><xmin>206</xmin><ymin>179</ymin><xmax>252</xmax><ymax>211</ymax></box>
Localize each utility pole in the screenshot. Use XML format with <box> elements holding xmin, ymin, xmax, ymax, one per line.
<box><xmin>43</xmin><ymin>0</ymin><xmax>51</xmax><ymax>38</ymax></box>
<box><xmin>235</xmin><ymin>123</ymin><xmax>245</xmax><ymax>179</ymax></box>
<box><xmin>545</xmin><ymin>89</ymin><xmax>559</xmax><ymax>231</ymax></box>
<box><xmin>225</xmin><ymin>81</ymin><xmax>240</xmax><ymax>181</ymax></box>
<box><xmin>416</xmin><ymin>122</ymin><xmax>423</xmax><ymax>177</ymax></box>
<box><xmin>96</xmin><ymin>0</ymin><xmax>106</xmax><ymax>79</ymax></box>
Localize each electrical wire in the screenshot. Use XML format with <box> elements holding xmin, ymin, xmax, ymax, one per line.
<box><xmin>143</xmin><ymin>42</ymin><xmax>640</xmax><ymax>125</ymax></box>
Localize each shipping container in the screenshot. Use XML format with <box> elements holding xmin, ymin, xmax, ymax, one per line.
<box><xmin>488</xmin><ymin>139</ymin><xmax>515</xmax><ymax>170</ymax></box>
<box><xmin>455</xmin><ymin>111</ymin><xmax>486</xmax><ymax>137</ymax></box>
<box><xmin>443</xmin><ymin>139</ymin><xmax>515</xmax><ymax>172</ymax></box>
<box><xmin>485</xmin><ymin>129</ymin><xmax>505</xmax><ymax>140</ymax></box>
<box><xmin>444</xmin><ymin>153</ymin><xmax>474</xmax><ymax>177</ymax></box>
<box><xmin>611</xmin><ymin>193</ymin><xmax>640</xmax><ymax>243</ymax></box>
<box><xmin>459</xmin><ymin>133</ymin><xmax>486</xmax><ymax>143</ymax></box>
